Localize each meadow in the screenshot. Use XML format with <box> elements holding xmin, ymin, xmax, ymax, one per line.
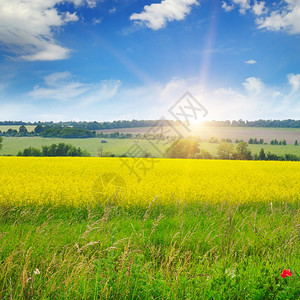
<box><xmin>1</xmin><ymin>136</ymin><xmax>300</xmax><ymax>157</ymax></box>
<box><xmin>0</xmin><ymin>157</ymin><xmax>299</xmax><ymax>298</ymax></box>
<box><xmin>0</xmin><ymin>125</ymin><xmax>36</xmax><ymax>132</ymax></box>
<box><xmin>97</xmin><ymin>126</ymin><xmax>300</xmax><ymax>145</ymax></box>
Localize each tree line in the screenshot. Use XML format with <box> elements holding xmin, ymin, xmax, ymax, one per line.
<box><xmin>1</xmin><ymin>119</ymin><xmax>300</xmax><ymax>129</ymax></box>
<box><xmin>165</xmin><ymin>139</ymin><xmax>300</xmax><ymax>161</ymax></box>
<box><xmin>0</xmin><ymin>125</ymin><xmax>95</xmax><ymax>139</ymax></box>
<box><xmin>17</xmin><ymin>143</ymin><xmax>90</xmax><ymax>157</ymax></box>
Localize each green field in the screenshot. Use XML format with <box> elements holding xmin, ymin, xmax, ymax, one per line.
<box><xmin>1</xmin><ymin>202</ymin><xmax>299</xmax><ymax>299</ymax></box>
<box><xmin>0</xmin><ymin>125</ymin><xmax>36</xmax><ymax>132</ymax></box>
<box><xmin>98</xmin><ymin>126</ymin><xmax>300</xmax><ymax>144</ymax></box>
<box><xmin>1</xmin><ymin>136</ymin><xmax>300</xmax><ymax>157</ymax></box>
<box><xmin>0</xmin><ymin>137</ymin><xmax>166</xmax><ymax>157</ymax></box>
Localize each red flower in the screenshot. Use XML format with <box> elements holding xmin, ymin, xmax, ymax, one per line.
<box><xmin>281</xmin><ymin>269</ymin><xmax>292</xmax><ymax>278</ymax></box>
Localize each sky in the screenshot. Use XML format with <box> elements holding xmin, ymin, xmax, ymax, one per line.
<box><xmin>0</xmin><ymin>0</ymin><xmax>299</xmax><ymax>122</ymax></box>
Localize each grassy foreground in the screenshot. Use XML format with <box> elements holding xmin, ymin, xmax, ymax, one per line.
<box><xmin>0</xmin><ymin>202</ymin><xmax>299</xmax><ymax>299</ymax></box>
<box><xmin>1</xmin><ymin>136</ymin><xmax>300</xmax><ymax>157</ymax></box>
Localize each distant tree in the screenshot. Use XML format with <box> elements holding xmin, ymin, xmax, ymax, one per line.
<box><xmin>165</xmin><ymin>139</ymin><xmax>200</xmax><ymax>159</ymax></box>
<box><xmin>0</xmin><ymin>136</ymin><xmax>3</xmax><ymax>150</ymax></box>
<box><xmin>18</xmin><ymin>147</ymin><xmax>42</xmax><ymax>156</ymax></box>
<box><xmin>217</xmin><ymin>142</ymin><xmax>234</xmax><ymax>159</ymax></box>
<box><xmin>235</xmin><ymin>139</ymin><xmax>244</xmax><ymax>143</ymax></box>
<box><xmin>284</xmin><ymin>154</ymin><xmax>300</xmax><ymax>161</ymax></box>
<box><xmin>19</xmin><ymin>125</ymin><xmax>28</xmax><ymax>136</ymax></box>
<box><xmin>235</xmin><ymin>142</ymin><xmax>252</xmax><ymax>160</ymax></box>
<box><xmin>19</xmin><ymin>143</ymin><xmax>90</xmax><ymax>157</ymax></box>
<box><xmin>196</xmin><ymin>149</ymin><xmax>213</xmax><ymax>159</ymax></box>
<box><xmin>258</xmin><ymin>148</ymin><xmax>266</xmax><ymax>160</ymax></box>
<box><xmin>220</xmin><ymin>138</ymin><xmax>233</xmax><ymax>143</ymax></box>
<box><xmin>295</xmin><ymin>140</ymin><xmax>299</xmax><ymax>146</ymax></box>
<box><xmin>266</xmin><ymin>152</ymin><xmax>280</xmax><ymax>161</ymax></box>
<box><xmin>34</xmin><ymin>125</ymin><xmax>45</xmax><ymax>134</ymax></box>
<box><xmin>6</xmin><ymin>129</ymin><xmax>18</xmax><ymax>136</ymax></box>
<box><xmin>209</xmin><ymin>136</ymin><xmax>219</xmax><ymax>144</ymax></box>
<box><xmin>259</xmin><ymin>139</ymin><xmax>264</xmax><ymax>144</ymax></box>
<box><xmin>270</xmin><ymin>139</ymin><xmax>279</xmax><ymax>145</ymax></box>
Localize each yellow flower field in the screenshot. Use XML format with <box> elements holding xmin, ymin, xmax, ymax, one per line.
<box><xmin>0</xmin><ymin>157</ymin><xmax>299</xmax><ymax>207</ymax></box>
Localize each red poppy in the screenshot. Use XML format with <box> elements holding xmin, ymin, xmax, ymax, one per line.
<box><xmin>281</xmin><ymin>269</ymin><xmax>292</xmax><ymax>278</ymax></box>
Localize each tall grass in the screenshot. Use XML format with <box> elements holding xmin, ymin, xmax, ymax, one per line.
<box><xmin>0</xmin><ymin>201</ymin><xmax>299</xmax><ymax>299</ymax></box>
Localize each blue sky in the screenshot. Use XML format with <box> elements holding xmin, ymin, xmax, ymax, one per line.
<box><xmin>0</xmin><ymin>0</ymin><xmax>299</xmax><ymax>122</ymax></box>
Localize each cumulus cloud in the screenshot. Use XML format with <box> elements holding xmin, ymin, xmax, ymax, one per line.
<box><xmin>221</xmin><ymin>0</ymin><xmax>251</xmax><ymax>14</ymax></box>
<box><xmin>252</xmin><ymin>1</ymin><xmax>267</xmax><ymax>16</ymax></box>
<box><xmin>222</xmin><ymin>0</ymin><xmax>300</xmax><ymax>35</ymax></box>
<box><xmin>222</xmin><ymin>1</ymin><xmax>235</xmax><ymax>12</ymax></box>
<box><xmin>130</xmin><ymin>0</ymin><xmax>199</xmax><ymax>30</ymax></box>
<box><xmin>256</xmin><ymin>0</ymin><xmax>300</xmax><ymax>34</ymax></box>
<box><xmin>245</xmin><ymin>59</ymin><xmax>257</xmax><ymax>64</ymax></box>
<box><xmin>288</xmin><ymin>73</ymin><xmax>300</xmax><ymax>91</ymax></box>
<box><xmin>242</xmin><ymin>77</ymin><xmax>264</xmax><ymax>94</ymax></box>
<box><xmin>0</xmin><ymin>0</ymin><xmax>95</xmax><ymax>61</ymax></box>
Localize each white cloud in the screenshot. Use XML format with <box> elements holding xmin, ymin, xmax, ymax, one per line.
<box><xmin>242</xmin><ymin>77</ymin><xmax>264</xmax><ymax>94</ymax></box>
<box><xmin>288</xmin><ymin>73</ymin><xmax>300</xmax><ymax>91</ymax></box>
<box><xmin>21</xmin><ymin>44</ymin><xmax>71</xmax><ymax>62</ymax></box>
<box><xmin>245</xmin><ymin>59</ymin><xmax>257</xmax><ymax>64</ymax></box>
<box><xmin>130</xmin><ymin>0</ymin><xmax>199</xmax><ymax>30</ymax></box>
<box><xmin>29</xmin><ymin>72</ymin><xmax>121</xmax><ymax>105</ymax></box>
<box><xmin>3</xmin><ymin>73</ymin><xmax>300</xmax><ymax>121</ymax></box>
<box><xmin>79</xmin><ymin>80</ymin><xmax>121</xmax><ymax>106</ymax></box>
<box><xmin>86</xmin><ymin>0</ymin><xmax>97</xmax><ymax>9</ymax></box>
<box><xmin>109</xmin><ymin>7</ymin><xmax>116</xmax><ymax>14</ymax></box>
<box><xmin>252</xmin><ymin>1</ymin><xmax>267</xmax><ymax>16</ymax></box>
<box><xmin>256</xmin><ymin>0</ymin><xmax>300</xmax><ymax>34</ymax></box>
<box><xmin>221</xmin><ymin>0</ymin><xmax>251</xmax><ymax>14</ymax></box>
<box><xmin>222</xmin><ymin>1</ymin><xmax>235</xmax><ymax>12</ymax></box>
<box><xmin>29</xmin><ymin>72</ymin><xmax>90</xmax><ymax>100</ymax></box>
<box><xmin>64</xmin><ymin>12</ymin><xmax>79</xmax><ymax>22</ymax></box>
<box><xmin>0</xmin><ymin>0</ymin><xmax>94</xmax><ymax>61</ymax></box>
<box><xmin>93</xmin><ymin>18</ymin><xmax>102</xmax><ymax>25</ymax></box>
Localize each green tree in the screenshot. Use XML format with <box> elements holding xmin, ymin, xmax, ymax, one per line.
<box><xmin>0</xmin><ymin>136</ymin><xmax>3</xmax><ymax>150</ymax></box>
<box><xmin>196</xmin><ymin>149</ymin><xmax>213</xmax><ymax>159</ymax></box>
<box><xmin>295</xmin><ymin>140</ymin><xmax>299</xmax><ymax>146</ymax></box>
<box><xmin>18</xmin><ymin>147</ymin><xmax>42</xmax><ymax>156</ymax></box>
<box><xmin>19</xmin><ymin>125</ymin><xmax>28</xmax><ymax>136</ymax></box>
<box><xmin>165</xmin><ymin>139</ymin><xmax>200</xmax><ymax>159</ymax></box>
<box><xmin>258</xmin><ymin>148</ymin><xmax>266</xmax><ymax>160</ymax></box>
<box><xmin>217</xmin><ymin>142</ymin><xmax>234</xmax><ymax>159</ymax></box>
<box><xmin>34</xmin><ymin>125</ymin><xmax>45</xmax><ymax>134</ymax></box>
<box><xmin>235</xmin><ymin>142</ymin><xmax>252</xmax><ymax>160</ymax></box>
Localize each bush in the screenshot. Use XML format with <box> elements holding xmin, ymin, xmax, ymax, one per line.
<box><xmin>18</xmin><ymin>143</ymin><xmax>90</xmax><ymax>157</ymax></box>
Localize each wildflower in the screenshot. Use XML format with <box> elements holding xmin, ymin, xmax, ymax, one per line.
<box><xmin>34</xmin><ymin>268</ymin><xmax>40</xmax><ymax>275</ymax></box>
<box><xmin>281</xmin><ymin>269</ymin><xmax>292</xmax><ymax>278</ymax></box>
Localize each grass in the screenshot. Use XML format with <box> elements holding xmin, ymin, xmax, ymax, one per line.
<box><xmin>98</xmin><ymin>126</ymin><xmax>300</xmax><ymax>144</ymax></box>
<box><xmin>0</xmin><ymin>202</ymin><xmax>299</xmax><ymax>299</ymax></box>
<box><xmin>0</xmin><ymin>125</ymin><xmax>36</xmax><ymax>132</ymax></box>
<box><xmin>0</xmin><ymin>137</ymin><xmax>166</xmax><ymax>157</ymax></box>
<box><xmin>1</xmin><ymin>136</ymin><xmax>300</xmax><ymax>157</ymax></box>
